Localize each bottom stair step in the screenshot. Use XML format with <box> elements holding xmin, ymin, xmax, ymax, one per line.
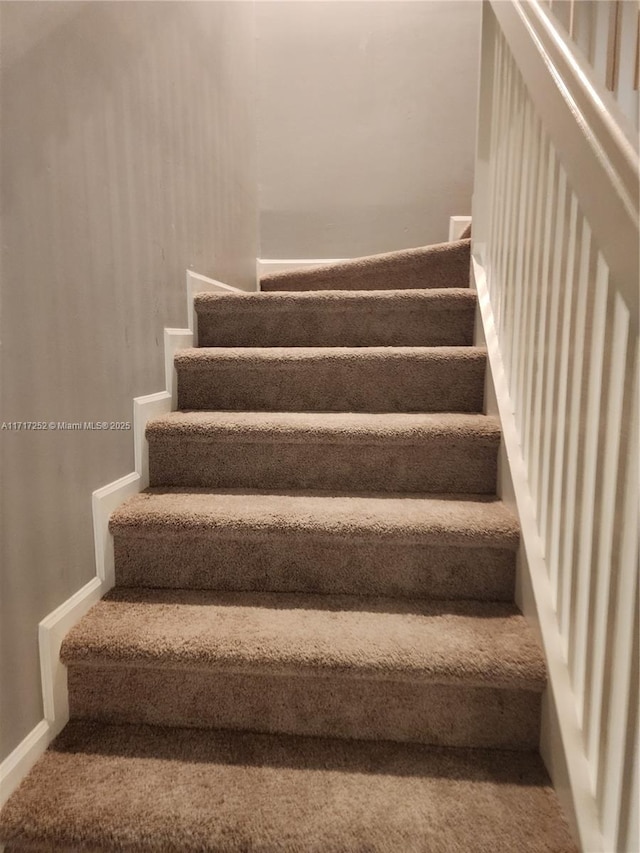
<box><xmin>0</xmin><ymin>720</ymin><xmax>577</xmax><ymax>852</ymax></box>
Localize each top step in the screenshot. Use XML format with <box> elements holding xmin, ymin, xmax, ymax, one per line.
<box><xmin>260</xmin><ymin>239</ymin><xmax>471</xmax><ymax>292</ymax></box>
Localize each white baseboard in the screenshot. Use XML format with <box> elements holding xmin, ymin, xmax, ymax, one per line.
<box><xmin>39</xmin><ymin>576</ymin><xmax>106</xmax><ymax>737</ymax></box>
<box><xmin>257</xmin><ymin>258</ymin><xmax>348</xmax><ymax>278</ymax></box>
<box><xmin>0</xmin><ymin>721</ymin><xmax>52</xmax><ymax>809</ymax></box>
<box><xmin>133</xmin><ymin>393</ymin><xmax>172</xmax><ymax>490</ymax></box>
<box><xmin>92</xmin><ymin>472</ymin><xmax>142</xmax><ymax>591</ymax></box>
<box><xmin>448</xmin><ymin>215</ymin><xmax>472</xmax><ymax>242</ymax></box>
<box><xmin>256</xmin><ymin>216</ymin><xmax>471</xmax><ymax>282</ymax></box>
<box><xmin>472</xmin><ymin>256</ymin><xmax>603</xmax><ymax>853</ymax></box>
<box><xmin>0</xmin><ymin>268</ymin><xmax>241</xmax><ymax>808</ymax></box>
<box><xmin>164</xmin><ymin>330</ymin><xmax>193</xmax><ymax>409</ymax></box>
<box><xmin>259</xmin><ymin>221</ymin><xmax>470</xmax><ymax>279</ymax></box>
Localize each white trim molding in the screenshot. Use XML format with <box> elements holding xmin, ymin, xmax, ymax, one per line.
<box><xmin>133</xmin><ymin>394</ymin><xmax>172</xmax><ymax>491</ymax></box>
<box><xmin>257</xmin><ymin>258</ymin><xmax>349</xmax><ymax>278</ymax></box>
<box><xmin>0</xmin><ymin>269</ymin><xmax>241</xmax><ymax>808</ymax></box>
<box><xmin>473</xmin><ymin>257</ymin><xmax>603</xmax><ymax>853</ymax></box>
<box><xmin>448</xmin><ymin>216</ymin><xmax>472</xmax><ymax>242</ymax></box>
<box><xmin>470</xmin><ymin>4</ymin><xmax>638</xmax><ymax>847</ymax></box>
<box><xmin>39</xmin><ymin>577</ymin><xmax>106</xmax><ymax>737</ymax></box>
<box><xmin>92</xmin><ymin>472</ymin><xmax>142</xmax><ymax>592</ymax></box>
<box><xmin>0</xmin><ymin>722</ymin><xmax>52</xmax><ymax>809</ymax></box>
<box><xmin>489</xmin><ymin>0</ymin><xmax>638</xmax><ymax>324</ymax></box>
<box><xmin>258</xmin><ymin>223</ymin><xmax>472</xmax><ymax>276</ymax></box>
<box><xmin>165</xmin><ymin>330</ymin><xmax>192</xmax><ymax>409</ymax></box>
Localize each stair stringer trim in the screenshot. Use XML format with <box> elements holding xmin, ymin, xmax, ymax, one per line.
<box><xmin>448</xmin><ymin>215</ymin><xmax>472</xmax><ymax>242</ymax></box>
<box><xmin>0</xmin><ymin>270</ymin><xmax>244</xmax><ymax>810</ymax></box>
<box><xmin>256</xmin><ymin>215</ymin><xmax>471</xmax><ymax>281</ymax></box>
<box><xmin>472</xmin><ymin>256</ymin><xmax>603</xmax><ymax>853</ymax></box>
<box><xmin>257</xmin><ymin>258</ymin><xmax>349</xmax><ymax>279</ymax></box>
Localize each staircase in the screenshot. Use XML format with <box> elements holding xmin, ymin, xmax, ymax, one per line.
<box><xmin>0</xmin><ymin>238</ymin><xmax>576</xmax><ymax>851</ymax></box>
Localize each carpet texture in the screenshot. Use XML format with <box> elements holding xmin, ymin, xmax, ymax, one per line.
<box><xmin>0</xmin><ymin>232</ymin><xmax>576</xmax><ymax>850</ymax></box>
<box><xmin>196</xmin><ymin>288</ymin><xmax>476</xmax><ymax>347</ymax></box>
<box><xmin>62</xmin><ymin>589</ymin><xmax>545</xmax><ymax>688</ymax></box>
<box><xmin>110</xmin><ymin>488</ymin><xmax>519</xmax><ymax>598</ymax></box>
<box><xmin>147</xmin><ymin>411</ymin><xmax>501</xmax><ymax>493</ymax></box>
<box><xmin>0</xmin><ymin>722</ymin><xmax>577</xmax><ymax>853</ymax></box>
<box><xmin>260</xmin><ymin>238</ymin><xmax>471</xmax><ymax>292</ymax></box>
<box><xmin>176</xmin><ymin>346</ymin><xmax>487</xmax><ymax>412</ymax></box>
<box><xmin>60</xmin><ymin>589</ymin><xmax>545</xmax><ymax>748</ymax></box>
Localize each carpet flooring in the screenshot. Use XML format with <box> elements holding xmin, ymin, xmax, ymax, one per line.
<box><xmin>146</xmin><ymin>411</ymin><xmax>501</xmax><ymax>493</ymax></box>
<box><xmin>259</xmin><ymin>238</ymin><xmax>471</xmax><ymax>292</ymax></box>
<box><xmin>0</xmin><ymin>237</ymin><xmax>577</xmax><ymax>851</ymax></box>
<box><xmin>175</xmin><ymin>346</ymin><xmax>487</xmax><ymax>412</ymax></box>
<box><xmin>0</xmin><ymin>722</ymin><xmax>576</xmax><ymax>852</ymax></box>
<box><xmin>195</xmin><ymin>288</ymin><xmax>477</xmax><ymax>347</ymax></box>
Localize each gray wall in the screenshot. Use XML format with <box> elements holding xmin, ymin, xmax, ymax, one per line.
<box><xmin>257</xmin><ymin>0</ymin><xmax>481</xmax><ymax>259</ymax></box>
<box><xmin>0</xmin><ymin>0</ymin><xmax>257</xmax><ymax>760</ymax></box>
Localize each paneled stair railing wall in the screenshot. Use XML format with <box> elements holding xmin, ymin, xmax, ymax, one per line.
<box><xmin>471</xmin><ymin>3</ymin><xmax>639</xmax><ymax>851</ymax></box>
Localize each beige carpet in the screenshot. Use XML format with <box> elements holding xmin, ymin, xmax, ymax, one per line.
<box><xmin>260</xmin><ymin>237</ymin><xmax>471</xmax><ymax>291</ymax></box>
<box><xmin>146</xmin><ymin>411</ymin><xmax>501</xmax><ymax>493</ymax></box>
<box><xmin>0</xmin><ymin>237</ymin><xmax>577</xmax><ymax>851</ymax></box>
<box><xmin>0</xmin><ymin>722</ymin><xmax>576</xmax><ymax>853</ymax></box>
<box><xmin>60</xmin><ymin>589</ymin><xmax>545</xmax><ymax>748</ymax></box>
<box><xmin>176</xmin><ymin>346</ymin><xmax>487</xmax><ymax>412</ymax></box>
<box><xmin>196</xmin><ymin>288</ymin><xmax>476</xmax><ymax>347</ymax></box>
<box><xmin>110</xmin><ymin>489</ymin><xmax>519</xmax><ymax>598</ymax></box>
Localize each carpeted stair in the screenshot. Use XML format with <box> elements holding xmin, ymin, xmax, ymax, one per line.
<box><xmin>145</xmin><ymin>411</ymin><xmax>501</xmax><ymax>492</ymax></box>
<box><xmin>259</xmin><ymin>237</ymin><xmax>472</xmax><ymax>292</ymax></box>
<box><xmin>0</xmin><ymin>237</ymin><xmax>576</xmax><ymax>851</ymax></box>
<box><xmin>110</xmin><ymin>490</ymin><xmax>518</xmax><ymax>599</ymax></box>
<box><xmin>195</xmin><ymin>288</ymin><xmax>477</xmax><ymax>347</ymax></box>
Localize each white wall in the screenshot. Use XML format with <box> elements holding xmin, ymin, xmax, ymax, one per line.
<box><xmin>257</xmin><ymin>0</ymin><xmax>481</xmax><ymax>259</ymax></box>
<box><xmin>0</xmin><ymin>0</ymin><xmax>257</xmax><ymax>761</ymax></box>
<box><xmin>0</xmin><ymin>0</ymin><xmax>482</xmax><ymax>762</ymax></box>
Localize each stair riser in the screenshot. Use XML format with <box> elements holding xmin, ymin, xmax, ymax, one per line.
<box><xmin>114</xmin><ymin>535</ymin><xmax>515</xmax><ymax>600</ymax></box>
<box><xmin>177</xmin><ymin>355</ymin><xmax>486</xmax><ymax>413</ymax></box>
<box><xmin>197</xmin><ymin>305</ymin><xmax>475</xmax><ymax>348</ymax></box>
<box><xmin>68</xmin><ymin>666</ymin><xmax>541</xmax><ymax>750</ymax></box>
<box><xmin>148</xmin><ymin>437</ymin><xmax>498</xmax><ymax>494</ymax></box>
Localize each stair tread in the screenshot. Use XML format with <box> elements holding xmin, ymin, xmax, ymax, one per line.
<box><xmin>61</xmin><ymin>588</ymin><xmax>545</xmax><ymax>690</ymax></box>
<box><xmin>176</xmin><ymin>347</ymin><xmax>486</xmax><ymax>414</ymax></box>
<box><xmin>110</xmin><ymin>488</ymin><xmax>519</xmax><ymax>548</ymax></box>
<box><xmin>0</xmin><ymin>721</ymin><xmax>576</xmax><ymax>853</ymax></box>
<box><xmin>195</xmin><ymin>287</ymin><xmax>476</xmax><ymax>309</ymax></box>
<box><xmin>195</xmin><ymin>289</ymin><xmax>476</xmax><ymax>347</ymax></box>
<box><xmin>147</xmin><ymin>410</ymin><xmax>501</xmax><ymax>444</ymax></box>
<box><xmin>176</xmin><ymin>345</ymin><xmax>486</xmax><ymax>365</ymax></box>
